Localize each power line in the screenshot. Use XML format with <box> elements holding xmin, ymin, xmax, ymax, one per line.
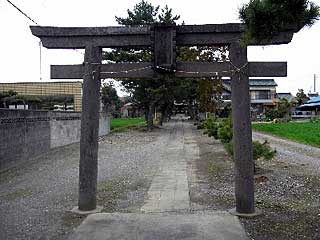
<box><xmin>6</xmin><ymin>0</ymin><xmax>39</xmax><ymax>25</ymax></box>
<box><xmin>5</xmin><ymin>0</ymin><xmax>84</xmax><ymax>82</ymax></box>
<box><xmin>5</xmin><ymin>0</ymin><xmax>43</xmax><ymax>81</ymax></box>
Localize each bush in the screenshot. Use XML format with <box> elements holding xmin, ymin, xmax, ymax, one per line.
<box><xmin>200</xmin><ymin>116</ymin><xmax>233</xmax><ymax>143</ymax></box>
<box><xmin>265</xmin><ymin>109</ymin><xmax>280</xmax><ymax>121</ymax></box>
<box><xmin>310</xmin><ymin>117</ymin><xmax>320</xmax><ymax>123</ymax></box>
<box><xmin>217</xmin><ymin>118</ymin><xmax>233</xmax><ymax>143</ymax></box>
<box><xmin>224</xmin><ymin>141</ymin><xmax>234</xmax><ymax>157</ymax></box>
<box><xmin>201</xmin><ymin>117</ymin><xmax>219</xmax><ymax>138</ymax></box>
<box><xmin>252</xmin><ymin>140</ymin><xmax>276</xmax><ymax>161</ymax></box>
<box><xmin>200</xmin><ymin>114</ymin><xmax>276</xmax><ymax>174</ymax></box>
<box><xmin>224</xmin><ymin>140</ymin><xmax>276</xmax><ymax>162</ymax></box>
<box><xmin>205</xmin><ymin>118</ymin><xmax>219</xmax><ymax>138</ymax></box>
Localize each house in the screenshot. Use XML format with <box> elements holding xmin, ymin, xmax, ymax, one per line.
<box><xmin>297</xmin><ymin>96</ymin><xmax>320</xmax><ymax>116</ymax></box>
<box><xmin>277</xmin><ymin>92</ymin><xmax>296</xmax><ymax>103</ymax></box>
<box><xmin>222</xmin><ymin>79</ymin><xmax>278</xmax><ymax>115</ymax></box>
<box><xmin>120</xmin><ymin>102</ymin><xmax>143</xmax><ymax>118</ymax></box>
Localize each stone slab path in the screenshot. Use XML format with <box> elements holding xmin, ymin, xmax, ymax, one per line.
<box><xmin>69</xmin><ymin>212</ymin><xmax>249</xmax><ymax>240</ymax></box>
<box><xmin>141</xmin><ymin>122</ymin><xmax>190</xmax><ymax>212</ymax></box>
<box><xmin>69</xmin><ymin>121</ymin><xmax>249</xmax><ymax>240</ymax></box>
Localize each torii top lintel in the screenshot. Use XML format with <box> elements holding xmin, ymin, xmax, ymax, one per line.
<box><xmin>30</xmin><ymin>23</ymin><xmax>294</xmax><ymax>78</ymax></box>
<box><xmin>30</xmin><ymin>23</ymin><xmax>294</xmax><ymax>49</ymax></box>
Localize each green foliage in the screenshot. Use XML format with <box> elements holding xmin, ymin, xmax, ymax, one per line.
<box><xmin>265</xmin><ymin>98</ymin><xmax>292</xmax><ymax>121</ymax></box>
<box><xmin>265</xmin><ymin>108</ymin><xmax>280</xmax><ymax>121</ymax></box>
<box><xmin>158</xmin><ymin>5</ymin><xmax>180</xmax><ymax>24</ymax></box>
<box><xmin>111</xmin><ymin>117</ymin><xmax>146</xmax><ymax>132</ymax></box>
<box><xmin>217</xmin><ymin>118</ymin><xmax>233</xmax><ymax>143</ymax></box>
<box><xmin>202</xmin><ymin>116</ymin><xmax>233</xmax><ymax>143</ymax></box>
<box><xmin>0</xmin><ymin>90</ymin><xmax>17</xmax><ymax>98</ymax></box>
<box><xmin>115</xmin><ymin>0</ymin><xmax>159</xmax><ymax>26</ymax></box>
<box><xmin>200</xmin><ymin>115</ymin><xmax>276</xmax><ymax>164</ymax></box>
<box><xmin>224</xmin><ymin>140</ymin><xmax>276</xmax><ymax>161</ymax></box>
<box><xmin>196</xmin><ymin>78</ymin><xmax>223</xmax><ymax>114</ymax></box>
<box><xmin>0</xmin><ymin>91</ymin><xmax>74</xmax><ymax>110</ymax></box>
<box><xmin>239</xmin><ymin>0</ymin><xmax>320</xmax><ymax>44</ymax></box>
<box><xmin>104</xmin><ymin>1</ymin><xmax>181</xmax><ymax>130</ymax></box>
<box><xmin>202</xmin><ymin>117</ymin><xmax>219</xmax><ymax>138</ymax></box>
<box><xmin>277</xmin><ymin>98</ymin><xmax>291</xmax><ymax>117</ymax></box>
<box><xmin>101</xmin><ymin>82</ymin><xmax>121</xmax><ymax>117</ymax></box>
<box><xmin>0</xmin><ymin>90</ymin><xmax>17</xmax><ymax>108</ymax></box>
<box><xmin>252</xmin><ymin>140</ymin><xmax>276</xmax><ymax>161</ymax></box>
<box><xmin>296</xmin><ymin>88</ymin><xmax>310</xmax><ymax>105</ymax></box>
<box><xmin>310</xmin><ymin>118</ymin><xmax>320</xmax><ymax>124</ymax></box>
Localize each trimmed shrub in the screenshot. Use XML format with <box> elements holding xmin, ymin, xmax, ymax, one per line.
<box><xmin>224</xmin><ymin>140</ymin><xmax>276</xmax><ymax>162</ymax></box>
<box><xmin>217</xmin><ymin>118</ymin><xmax>233</xmax><ymax>143</ymax></box>
<box><xmin>252</xmin><ymin>140</ymin><xmax>276</xmax><ymax>161</ymax></box>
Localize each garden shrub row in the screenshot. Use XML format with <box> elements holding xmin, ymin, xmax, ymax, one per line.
<box><xmin>200</xmin><ymin>116</ymin><xmax>276</xmax><ymax>172</ymax></box>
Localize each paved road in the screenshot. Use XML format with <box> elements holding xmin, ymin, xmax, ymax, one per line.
<box><xmin>253</xmin><ymin>131</ymin><xmax>320</xmax><ymax>173</ymax></box>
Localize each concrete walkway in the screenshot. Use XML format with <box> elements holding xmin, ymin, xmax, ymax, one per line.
<box><xmin>69</xmin><ymin>121</ymin><xmax>249</xmax><ymax>240</ymax></box>
<box><xmin>141</xmin><ymin>122</ymin><xmax>190</xmax><ymax>212</ymax></box>
<box><xmin>70</xmin><ymin>212</ymin><xmax>249</xmax><ymax>240</ymax></box>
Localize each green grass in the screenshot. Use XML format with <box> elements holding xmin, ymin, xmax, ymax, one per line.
<box><xmin>252</xmin><ymin>122</ymin><xmax>320</xmax><ymax>147</ymax></box>
<box><xmin>111</xmin><ymin>117</ymin><xmax>146</xmax><ymax>132</ymax></box>
<box><xmin>5</xmin><ymin>188</ymin><xmax>32</xmax><ymax>201</ymax></box>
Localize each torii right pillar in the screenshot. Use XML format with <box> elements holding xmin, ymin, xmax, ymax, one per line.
<box><xmin>230</xmin><ymin>41</ymin><xmax>255</xmax><ymax>215</ymax></box>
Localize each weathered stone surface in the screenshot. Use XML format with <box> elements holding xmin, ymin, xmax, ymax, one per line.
<box><xmin>69</xmin><ymin>212</ymin><xmax>249</xmax><ymax>240</ymax></box>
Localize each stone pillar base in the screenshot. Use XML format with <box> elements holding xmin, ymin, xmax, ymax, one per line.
<box><xmin>228</xmin><ymin>208</ymin><xmax>262</xmax><ymax>218</ymax></box>
<box><xmin>70</xmin><ymin>206</ymin><xmax>103</xmax><ymax>215</ymax></box>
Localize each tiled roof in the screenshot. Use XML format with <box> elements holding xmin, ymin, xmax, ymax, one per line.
<box><xmin>249</xmin><ymin>79</ymin><xmax>278</xmax><ymax>87</ymax></box>
<box><xmin>277</xmin><ymin>93</ymin><xmax>296</xmax><ymax>102</ymax></box>
<box><xmin>222</xmin><ymin>79</ymin><xmax>277</xmax><ymax>87</ymax></box>
<box><xmin>307</xmin><ymin>96</ymin><xmax>320</xmax><ymax>103</ymax></box>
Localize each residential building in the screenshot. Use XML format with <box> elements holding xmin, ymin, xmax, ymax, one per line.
<box><xmin>222</xmin><ymin>79</ymin><xmax>278</xmax><ymax>114</ymax></box>
<box><xmin>0</xmin><ymin>82</ymin><xmax>82</xmax><ymax>111</ymax></box>
<box><xmin>277</xmin><ymin>92</ymin><xmax>296</xmax><ymax>103</ymax></box>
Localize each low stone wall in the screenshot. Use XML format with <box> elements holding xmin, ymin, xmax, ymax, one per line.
<box><xmin>0</xmin><ymin>109</ymin><xmax>110</xmax><ymax>170</ymax></box>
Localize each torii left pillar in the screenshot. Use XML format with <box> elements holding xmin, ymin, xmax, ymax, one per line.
<box><xmin>78</xmin><ymin>45</ymin><xmax>102</xmax><ymax>211</ymax></box>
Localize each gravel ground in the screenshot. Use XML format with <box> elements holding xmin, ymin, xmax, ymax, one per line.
<box><xmin>190</xmin><ymin>128</ymin><xmax>320</xmax><ymax>240</ymax></box>
<box><xmin>0</xmin><ymin>126</ymin><xmax>170</xmax><ymax>240</ymax></box>
<box><xmin>252</xmin><ymin>131</ymin><xmax>320</xmax><ymax>173</ymax></box>
<box><xmin>2</xmin><ymin>122</ymin><xmax>319</xmax><ymax>240</ymax></box>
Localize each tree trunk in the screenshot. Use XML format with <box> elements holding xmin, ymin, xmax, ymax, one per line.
<box><xmin>147</xmin><ymin>103</ymin><xmax>154</xmax><ymax>131</ymax></box>
<box><xmin>188</xmin><ymin>101</ymin><xmax>195</xmax><ymax>120</ymax></box>
<box><xmin>159</xmin><ymin>104</ymin><xmax>169</xmax><ymax>126</ymax></box>
<box><xmin>144</xmin><ymin>106</ymin><xmax>149</xmax><ymax>122</ymax></box>
<box><xmin>159</xmin><ymin>110</ymin><xmax>164</xmax><ymax>126</ymax></box>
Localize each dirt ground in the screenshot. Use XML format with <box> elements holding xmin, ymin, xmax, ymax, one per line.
<box><xmin>189</xmin><ymin>128</ymin><xmax>320</xmax><ymax>240</ymax></box>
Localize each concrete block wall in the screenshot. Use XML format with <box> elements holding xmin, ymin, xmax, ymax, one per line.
<box><xmin>0</xmin><ymin>109</ymin><xmax>110</xmax><ymax>170</ymax></box>
<box><xmin>49</xmin><ymin>112</ymin><xmax>82</xmax><ymax>148</ymax></box>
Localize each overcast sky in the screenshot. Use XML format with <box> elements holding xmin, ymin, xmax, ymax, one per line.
<box><xmin>0</xmin><ymin>0</ymin><xmax>319</xmax><ymax>96</ymax></box>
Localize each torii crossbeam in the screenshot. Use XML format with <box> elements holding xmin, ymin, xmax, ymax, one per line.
<box><xmin>31</xmin><ymin>23</ymin><xmax>294</xmax><ymax>216</ymax></box>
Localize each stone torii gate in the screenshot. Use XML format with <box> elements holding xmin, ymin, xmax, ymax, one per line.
<box><xmin>31</xmin><ymin>23</ymin><xmax>293</xmax><ymax>215</ymax></box>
